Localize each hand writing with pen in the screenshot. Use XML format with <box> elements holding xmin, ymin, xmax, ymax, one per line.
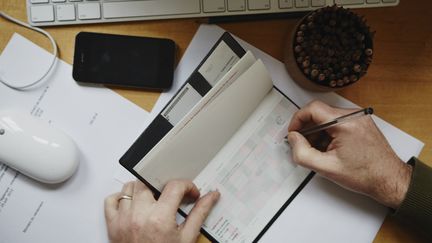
<box><xmin>104</xmin><ymin>100</ymin><xmax>415</xmax><ymax>243</ymax></box>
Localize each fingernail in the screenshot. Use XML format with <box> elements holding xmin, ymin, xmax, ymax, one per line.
<box><xmin>209</xmin><ymin>190</ymin><xmax>221</xmax><ymax>200</ymax></box>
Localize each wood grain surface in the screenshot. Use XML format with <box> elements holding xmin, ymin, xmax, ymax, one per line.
<box><xmin>1</xmin><ymin>1</ymin><xmax>431</xmax><ymax>242</ymax></box>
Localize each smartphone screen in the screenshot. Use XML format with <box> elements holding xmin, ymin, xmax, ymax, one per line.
<box><xmin>73</xmin><ymin>32</ymin><xmax>175</xmax><ymax>90</ymax></box>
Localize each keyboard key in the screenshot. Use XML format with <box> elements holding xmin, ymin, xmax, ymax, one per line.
<box><xmin>78</xmin><ymin>3</ymin><xmax>101</xmax><ymax>20</ymax></box>
<box><xmin>248</xmin><ymin>0</ymin><xmax>270</xmax><ymax>10</ymax></box>
<box><xmin>30</xmin><ymin>0</ymin><xmax>48</xmax><ymax>3</ymax></box>
<box><xmin>30</xmin><ymin>5</ymin><xmax>54</xmax><ymax>22</ymax></box>
<box><xmin>52</xmin><ymin>0</ymin><xmax>66</xmax><ymax>3</ymax></box>
<box><xmin>56</xmin><ymin>4</ymin><xmax>75</xmax><ymax>21</ymax></box>
<box><xmin>69</xmin><ymin>0</ymin><xmax>83</xmax><ymax>2</ymax></box>
<box><xmin>366</xmin><ymin>0</ymin><xmax>380</xmax><ymax>3</ymax></box>
<box><xmin>103</xmin><ymin>0</ymin><xmax>201</xmax><ymax>19</ymax></box>
<box><xmin>203</xmin><ymin>0</ymin><xmax>225</xmax><ymax>13</ymax></box>
<box><xmin>295</xmin><ymin>0</ymin><xmax>309</xmax><ymax>8</ymax></box>
<box><xmin>228</xmin><ymin>0</ymin><xmax>246</xmax><ymax>11</ymax></box>
<box><xmin>312</xmin><ymin>0</ymin><xmax>326</xmax><ymax>7</ymax></box>
<box><xmin>335</xmin><ymin>0</ymin><xmax>364</xmax><ymax>5</ymax></box>
<box><xmin>279</xmin><ymin>0</ymin><xmax>293</xmax><ymax>8</ymax></box>
<box><xmin>382</xmin><ymin>0</ymin><xmax>397</xmax><ymax>2</ymax></box>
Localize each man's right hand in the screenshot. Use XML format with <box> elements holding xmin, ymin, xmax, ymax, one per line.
<box><xmin>287</xmin><ymin>100</ymin><xmax>412</xmax><ymax>209</ymax></box>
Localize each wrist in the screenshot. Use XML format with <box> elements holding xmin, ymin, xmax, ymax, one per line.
<box><xmin>372</xmin><ymin>159</ymin><xmax>413</xmax><ymax>209</ymax></box>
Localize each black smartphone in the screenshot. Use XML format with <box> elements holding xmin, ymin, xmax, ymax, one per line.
<box><xmin>72</xmin><ymin>32</ymin><xmax>176</xmax><ymax>90</ymax></box>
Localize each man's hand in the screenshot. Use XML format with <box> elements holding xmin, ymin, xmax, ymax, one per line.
<box><xmin>104</xmin><ymin>180</ymin><xmax>220</xmax><ymax>243</ymax></box>
<box><xmin>287</xmin><ymin>100</ymin><xmax>412</xmax><ymax>209</ymax></box>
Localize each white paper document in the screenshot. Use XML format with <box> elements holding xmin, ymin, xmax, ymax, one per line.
<box><xmin>118</xmin><ymin>24</ymin><xmax>424</xmax><ymax>242</ymax></box>
<box><xmin>0</xmin><ymin>34</ymin><xmax>149</xmax><ymax>243</ymax></box>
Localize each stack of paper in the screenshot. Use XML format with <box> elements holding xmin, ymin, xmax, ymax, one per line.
<box><xmin>0</xmin><ymin>34</ymin><xmax>149</xmax><ymax>242</ymax></box>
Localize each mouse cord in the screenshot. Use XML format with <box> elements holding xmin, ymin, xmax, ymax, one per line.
<box><xmin>0</xmin><ymin>11</ymin><xmax>58</xmax><ymax>91</ymax></box>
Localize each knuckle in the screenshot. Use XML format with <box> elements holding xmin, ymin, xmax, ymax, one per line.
<box><xmin>164</xmin><ymin>181</ymin><xmax>182</xmax><ymax>195</ymax></box>
<box><xmin>342</xmin><ymin>121</ymin><xmax>357</xmax><ymax>131</ymax></box>
<box><xmin>194</xmin><ymin>209</ymin><xmax>207</xmax><ymax>223</ymax></box>
<box><xmin>293</xmin><ymin>148</ymin><xmax>316</xmax><ymax>168</ymax></box>
<box><xmin>308</xmin><ymin>100</ymin><xmax>324</xmax><ymax>110</ymax></box>
<box><xmin>292</xmin><ymin>151</ymin><xmax>302</xmax><ymax>164</ymax></box>
<box><xmin>104</xmin><ymin>195</ymin><xmax>113</xmax><ymax>204</ymax></box>
<box><xmin>133</xmin><ymin>180</ymin><xmax>141</xmax><ymax>188</ymax></box>
<box><xmin>293</xmin><ymin>147</ymin><xmax>308</xmax><ymax>165</ymax></box>
<box><xmin>189</xmin><ymin>210</ymin><xmax>207</xmax><ymax>226</ymax></box>
<box><xmin>147</xmin><ymin>213</ymin><xmax>158</xmax><ymax>223</ymax></box>
<box><xmin>104</xmin><ymin>197</ymin><xmax>114</xmax><ymax>208</ymax></box>
<box><xmin>291</xmin><ymin>110</ymin><xmax>301</xmax><ymax>121</ymax></box>
<box><xmin>146</xmin><ymin>215</ymin><xmax>170</xmax><ymax>233</ymax></box>
<box><xmin>121</xmin><ymin>183</ymin><xmax>128</xmax><ymax>191</ymax></box>
<box><xmin>122</xmin><ymin>181</ymin><xmax>133</xmax><ymax>191</ymax></box>
<box><xmin>164</xmin><ymin>179</ymin><xmax>194</xmax><ymax>196</ymax></box>
<box><xmin>166</xmin><ymin>179</ymin><xmax>181</xmax><ymax>189</ymax></box>
<box><xmin>129</xmin><ymin>214</ymin><xmax>144</xmax><ymax>231</ymax></box>
<box><xmin>147</xmin><ymin>214</ymin><xmax>165</xmax><ymax>226</ymax></box>
<box><xmin>195</xmin><ymin>198</ymin><xmax>209</xmax><ymax>211</ymax></box>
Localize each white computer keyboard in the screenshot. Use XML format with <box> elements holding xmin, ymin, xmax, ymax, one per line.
<box><xmin>27</xmin><ymin>0</ymin><xmax>399</xmax><ymax>26</ymax></box>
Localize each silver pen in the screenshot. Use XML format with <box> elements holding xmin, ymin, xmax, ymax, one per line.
<box><xmin>285</xmin><ymin>107</ymin><xmax>374</xmax><ymax>141</ymax></box>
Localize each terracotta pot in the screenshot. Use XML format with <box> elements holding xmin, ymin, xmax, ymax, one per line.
<box><xmin>284</xmin><ymin>7</ymin><xmax>373</xmax><ymax>92</ymax></box>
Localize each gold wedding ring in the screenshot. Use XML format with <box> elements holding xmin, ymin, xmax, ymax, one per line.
<box><xmin>118</xmin><ymin>195</ymin><xmax>133</xmax><ymax>201</ymax></box>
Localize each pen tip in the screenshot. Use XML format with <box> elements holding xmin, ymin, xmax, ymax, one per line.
<box><xmin>365</xmin><ymin>107</ymin><xmax>374</xmax><ymax>115</ymax></box>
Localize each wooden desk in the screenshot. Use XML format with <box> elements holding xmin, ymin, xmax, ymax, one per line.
<box><xmin>1</xmin><ymin>1</ymin><xmax>431</xmax><ymax>242</ymax></box>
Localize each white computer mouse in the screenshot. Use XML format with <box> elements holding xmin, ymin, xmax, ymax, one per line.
<box><xmin>0</xmin><ymin>110</ymin><xmax>79</xmax><ymax>184</ymax></box>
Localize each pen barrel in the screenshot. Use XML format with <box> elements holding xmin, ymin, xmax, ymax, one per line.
<box><xmin>299</xmin><ymin>120</ymin><xmax>338</xmax><ymax>136</ymax></box>
<box><xmin>298</xmin><ymin>107</ymin><xmax>373</xmax><ymax>136</ymax></box>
